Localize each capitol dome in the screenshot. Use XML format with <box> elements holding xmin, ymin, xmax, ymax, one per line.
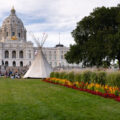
<box><xmin>0</xmin><ymin>7</ymin><xmax>26</xmax><ymax>42</ymax></box>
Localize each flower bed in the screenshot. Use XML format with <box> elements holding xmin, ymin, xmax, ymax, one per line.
<box><xmin>43</xmin><ymin>78</ymin><xmax>120</xmax><ymax>102</ymax></box>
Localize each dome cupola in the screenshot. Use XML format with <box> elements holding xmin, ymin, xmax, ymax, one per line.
<box><xmin>11</xmin><ymin>6</ymin><xmax>16</xmax><ymax>15</ymax></box>
<box><xmin>0</xmin><ymin>7</ymin><xmax>26</xmax><ymax>42</ymax></box>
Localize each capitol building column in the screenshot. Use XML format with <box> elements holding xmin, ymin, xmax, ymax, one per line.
<box><xmin>8</xmin><ymin>50</ymin><xmax>11</xmax><ymax>66</ymax></box>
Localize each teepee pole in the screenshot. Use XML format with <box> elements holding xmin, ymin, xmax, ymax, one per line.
<box><xmin>41</xmin><ymin>33</ymin><xmax>48</xmax><ymax>47</ymax></box>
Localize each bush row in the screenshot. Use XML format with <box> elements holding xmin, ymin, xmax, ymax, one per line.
<box><xmin>50</xmin><ymin>71</ymin><xmax>120</xmax><ymax>87</ymax></box>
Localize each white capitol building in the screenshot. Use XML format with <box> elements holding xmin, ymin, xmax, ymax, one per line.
<box><xmin>0</xmin><ymin>7</ymin><xmax>81</xmax><ymax>70</ymax></box>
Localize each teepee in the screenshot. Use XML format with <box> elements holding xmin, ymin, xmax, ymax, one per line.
<box><xmin>24</xmin><ymin>33</ymin><xmax>53</xmax><ymax>78</ymax></box>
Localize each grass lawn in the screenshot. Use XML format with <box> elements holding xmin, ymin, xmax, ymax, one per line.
<box><xmin>0</xmin><ymin>78</ymin><xmax>119</xmax><ymax>120</ymax></box>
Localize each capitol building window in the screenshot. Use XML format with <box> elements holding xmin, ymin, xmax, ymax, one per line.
<box><xmin>5</xmin><ymin>61</ymin><xmax>8</xmax><ymax>67</ymax></box>
<box><xmin>19</xmin><ymin>51</ymin><xmax>23</xmax><ymax>58</ymax></box>
<box><xmin>20</xmin><ymin>61</ymin><xmax>23</xmax><ymax>67</ymax></box>
<box><xmin>29</xmin><ymin>61</ymin><xmax>31</xmax><ymax>66</ymax></box>
<box><xmin>49</xmin><ymin>51</ymin><xmax>51</xmax><ymax>55</ymax></box>
<box><xmin>54</xmin><ymin>55</ymin><xmax>56</xmax><ymax>60</ymax></box>
<box><xmin>18</xmin><ymin>33</ymin><xmax>21</xmax><ymax>37</ymax></box>
<box><xmin>13</xmin><ymin>61</ymin><xmax>16</xmax><ymax>67</ymax></box>
<box><xmin>12</xmin><ymin>51</ymin><xmax>16</xmax><ymax>58</ymax></box>
<box><xmin>6</xmin><ymin>32</ymin><xmax>8</xmax><ymax>37</ymax></box>
<box><xmin>12</xmin><ymin>32</ymin><xmax>15</xmax><ymax>36</ymax></box>
<box><xmin>55</xmin><ymin>62</ymin><xmax>57</xmax><ymax>66</ymax></box>
<box><xmin>29</xmin><ymin>54</ymin><xmax>31</xmax><ymax>58</ymax></box>
<box><xmin>61</xmin><ymin>55</ymin><xmax>63</xmax><ymax>59</ymax></box>
<box><xmin>5</xmin><ymin>50</ymin><xmax>9</xmax><ymax>58</ymax></box>
<box><xmin>49</xmin><ymin>55</ymin><xmax>51</xmax><ymax>60</ymax></box>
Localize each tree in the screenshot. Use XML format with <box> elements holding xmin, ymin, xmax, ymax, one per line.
<box><xmin>65</xmin><ymin>5</ymin><xmax>120</xmax><ymax>68</ymax></box>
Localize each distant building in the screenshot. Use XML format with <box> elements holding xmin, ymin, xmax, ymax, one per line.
<box><xmin>36</xmin><ymin>44</ymin><xmax>82</xmax><ymax>69</ymax></box>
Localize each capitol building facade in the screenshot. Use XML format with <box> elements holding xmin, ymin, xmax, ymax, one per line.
<box><xmin>0</xmin><ymin>7</ymin><xmax>81</xmax><ymax>70</ymax></box>
<box><xmin>0</xmin><ymin>7</ymin><xmax>34</xmax><ymax>68</ymax></box>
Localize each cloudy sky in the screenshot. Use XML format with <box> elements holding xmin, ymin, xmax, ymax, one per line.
<box><xmin>0</xmin><ymin>0</ymin><xmax>119</xmax><ymax>47</ymax></box>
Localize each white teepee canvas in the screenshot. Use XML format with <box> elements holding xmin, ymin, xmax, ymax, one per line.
<box><xmin>24</xmin><ymin>33</ymin><xmax>53</xmax><ymax>78</ymax></box>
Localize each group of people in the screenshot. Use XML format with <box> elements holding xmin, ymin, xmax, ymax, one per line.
<box><xmin>0</xmin><ymin>70</ymin><xmax>20</xmax><ymax>78</ymax></box>
<box><xmin>0</xmin><ymin>65</ymin><xmax>29</xmax><ymax>79</ymax></box>
<box><xmin>0</xmin><ymin>70</ymin><xmax>27</xmax><ymax>79</ymax></box>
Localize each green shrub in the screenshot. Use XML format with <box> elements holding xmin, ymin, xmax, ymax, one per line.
<box><xmin>113</xmin><ymin>73</ymin><xmax>120</xmax><ymax>87</ymax></box>
<box><xmin>106</xmin><ymin>72</ymin><xmax>120</xmax><ymax>87</ymax></box>
<box><xmin>82</xmin><ymin>71</ymin><xmax>92</xmax><ymax>83</ymax></box>
<box><xmin>57</xmin><ymin>72</ymin><xmax>62</xmax><ymax>79</ymax></box>
<box><xmin>106</xmin><ymin>73</ymin><xmax>116</xmax><ymax>86</ymax></box>
<box><xmin>50</xmin><ymin>72</ymin><xmax>55</xmax><ymax>78</ymax></box>
<box><xmin>59</xmin><ymin>72</ymin><xmax>66</xmax><ymax>79</ymax></box>
<box><xmin>52</xmin><ymin>72</ymin><xmax>69</xmax><ymax>79</ymax></box>
<box><xmin>54</xmin><ymin>72</ymin><xmax>60</xmax><ymax>78</ymax></box>
<box><xmin>62</xmin><ymin>72</ymin><xmax>68</xmax><ymax>79</ymax></box>
<box><xmin>68</xmin><ymin>72</ymin><xmax>75</xmax><ymax>82</ymax></box>
<box><xmin>90</xmin><ymin>72</ymin><xmax>98</xmax><ymax>83</ymax></box>
<box><xmin>97</xmin><ymin>72</ymin><xmax>106</xmax><ymax>85</ymax></box>
<box><xmin>74</xmin><ymin>73</ymin><xmax>82</xmax><ymax>82</ymax></box>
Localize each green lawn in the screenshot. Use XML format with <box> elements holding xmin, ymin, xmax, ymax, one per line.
<box><xmin>0</xmin><ymin>78</ymin><xmax>119</xmax><ymax>120</ymax></box>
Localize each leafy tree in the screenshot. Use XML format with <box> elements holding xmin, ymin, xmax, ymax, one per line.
<box><xmin>65</xmin><ymin>5</ymin><xmax>120</xmax><ymax>68</ymax></box>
